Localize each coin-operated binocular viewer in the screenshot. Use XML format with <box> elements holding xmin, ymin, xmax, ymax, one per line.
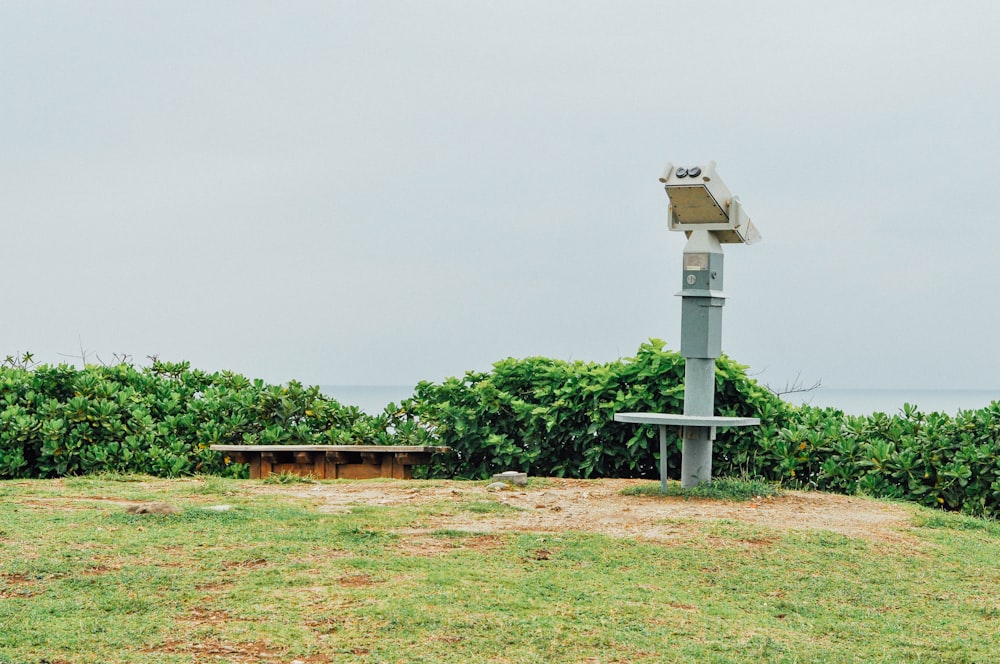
<box><xmin>615</xmin><ymin>161</ymin><xmax>761</xmax><ymax>489</ymax></box>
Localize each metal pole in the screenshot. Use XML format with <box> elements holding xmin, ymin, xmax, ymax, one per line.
<box><xmin>659</xmin><ymin>425</ymin><xmax>668</xmax><ymax>492</ymax></box>
<box><xmin>681</xmin><ymin>359</ymin><xmax>715</xmax><ymax>488</ymax></box>
<box><xmin>679</xmin><ymin>230</ymin><xmax>725</xmax><ymax>488</ymax></box>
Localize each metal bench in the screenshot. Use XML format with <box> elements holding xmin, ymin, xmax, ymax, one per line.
<box><xmin>209</xmin><ymin>444</ymin><xmax>450</xmax><ymax>480</ymax></box>
<box><xmin>613</xmin><ymin>413</ymin><xmax>759</xmax><ymax>490</ymax></box>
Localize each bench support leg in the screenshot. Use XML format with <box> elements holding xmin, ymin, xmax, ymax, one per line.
<box><xmin>681</xmin><ymin>426</ymin><xmax>714</xmax><ymax>490</ymax></box>
<box><xmin>659</xmin><ymin>425</ymin><xmax>668</xmax><ymax>493</ymax></box>
<box><xmin>312</xmin><ymin>453</ymin><xmax>326</xmax><ymax>479</ymax></box>
<box><xmin>260</xmin><ymin>452</ymin><xmax>275</xmax><ymax>479</ymax></box>
<box><xmin>681</xmin><ymin>357</ymin><xmax>716</xmax><ymax>488</ymax></box>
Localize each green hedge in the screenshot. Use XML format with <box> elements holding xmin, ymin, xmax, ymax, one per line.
<box><xmin>3</xmin><ymin>343</ymin><xmax>999</xmax><ymax>517</ymax></box>
<box><xmin>0</xmin><ymin>360</ymin><xmax>379</xmax><ymax>478</ymax></box>
<box><xmin>399</xmin><ymin>339</ymin><xmax>790</xmax><ymax>480</ymax></box>
<box><xmin>397</xmin><ymin>340</ymin><xmax>1000</xmax><ymax>517</ymax></box>
<box><xmin>746</xmin><ymin>403</ymin><xmax>1000</xmax><ymax>517</ymax></box>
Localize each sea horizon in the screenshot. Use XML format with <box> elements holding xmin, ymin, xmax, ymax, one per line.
<box><xmin>319</xmin><ymin>384</ymin><xmax>1000</xmax><ymax>417</ymax></box>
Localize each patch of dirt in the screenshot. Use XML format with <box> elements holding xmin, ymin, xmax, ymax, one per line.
<box><xmin>184</xmin><ymin>606</ymin><xmax>234</xmax><ymax>625</ymax></box>
<box><xmin>392</xmin><ymin>532</ymin><xmax>506</xmax><ymax>558</ymax></box>
<box><xmin>267</xmin><ymin>478</ymin><xmax>919</xmax><ymax>546</ymax></box>
<box><xmin>0</xmin><ymin>572</ymin><xmax>44</xmax><ymax>599</ymax></box>
<box><xmin>153</xmin><ymin>638</ymin><xmax>283</xmax><ymax>662</ymax></box>
<box><xmin>16</xmin><ymin>498</ymin><xmax>108</xmax><ymax>511</ymax></box>
<box><xmin>81</xmin><ymin>562</ymin><xmax>123</xmax><ymax>576</ymax></box>
<box><xmin>194</xmin><ymin>581</ymin><xmax>233</xmax><ymax>592</ymax></box>
<box><xmin>17</xmin><ymin>478</ymin><xmax>920</xmax><ymax>556</ymax></box>
<box><xmin>337</xmin><ymin>573</ymin><xmax>378</xmax><ymax>588</ymax></box>
<box><xmin>222</xmin><ymin>557</ymin><xmax>268</xmax><ymax>570</ymax></box>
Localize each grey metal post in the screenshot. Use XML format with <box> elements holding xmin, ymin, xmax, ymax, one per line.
<box><xmin>681</xmin><ymin>359</ymin><xmax>715</xmax><ymax>486</ymax></box>
<box><xmin>679</xmin><ymin>230</ymin><xmax>725</xmax><ymax>488</ymax></box>
<box><xmin>658</xmin><ymin>425</ymin><xmax>668</xmax><ymax>492</ymax></box>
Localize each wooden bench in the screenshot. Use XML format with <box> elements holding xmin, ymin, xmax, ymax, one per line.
<box><xmin>209</xmin><ymin>445</ymin><xmax>450</xmax><ymax>480</ymax></box>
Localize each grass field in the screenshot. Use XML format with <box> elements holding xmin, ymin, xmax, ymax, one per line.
<box><xmin>1</xmin><ymin>476</ymin><xmax>998</xmax><ymax>663</ymax></box>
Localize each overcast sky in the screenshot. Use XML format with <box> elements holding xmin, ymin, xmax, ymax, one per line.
<box><xmin>3</xmin><ymin>1</ymin><xmax>999</xmax><ymax>391</ymax></box>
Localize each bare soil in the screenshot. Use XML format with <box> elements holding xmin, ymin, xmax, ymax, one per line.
<box><xmin>272</xmin><ymin>478</ymin><xmax>919</xmax><ymax>546</ymax></box>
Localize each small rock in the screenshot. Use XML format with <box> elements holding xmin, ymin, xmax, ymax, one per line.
<box><xmin>204</xmin><ymin>505</ymin><xmax>232</xmax><ymax>512</ymax></box>
<box><xmin>125</xmin><ymin>502</ymin><xmax>181</xmax><ymax>515</ymax></box>
<box><xmin>492</xmin><ymin>471</ymin><xmax>528</xmax><ymax>486</ymax></box>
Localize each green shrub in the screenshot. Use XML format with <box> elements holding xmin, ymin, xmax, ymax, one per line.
<box><xmin>393</xmin><ymin>340</ymin><xmax>1000</xmax><ymax>517</ymax></box>
<box><xmin>400</xmin><ymin>339</ymin><xmax>792</xmax><ymax>480</ymax></box>
<box><xmin>4</xmin><ymin>343</ymin><xmax>999</xmax><ymax>518</ymax></box>
<box><xmin>720</xmin><ymin>401</ymin><xmax>1000</xmax><ymax>518</ymax></box>
<box><xmin>0</xmin><ymin>360</ymin><xmax>379</xmax><ymax>479</ymax></box>
<box><xmin>803</xmin><ymin>403</ymin><xmax>999</xmax><ymax>517</ymax></box>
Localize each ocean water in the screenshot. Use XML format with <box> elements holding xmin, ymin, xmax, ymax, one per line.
<box><xmin>786</xmin><ymin>388</ymin><xmax>1000</xmax><ymax>416</ymax></box>
<box><xmin>319</xmin><ymin>385</ymin><xmax>417</xmax><ymax>414</ymax></box>
<box><xmin>321</xmin><ymin>384</ymin><xmax>1000</xmax><ymax>417</ymax></box>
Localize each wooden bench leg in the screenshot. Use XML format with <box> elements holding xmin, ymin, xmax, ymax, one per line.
<box><xmin>325</xmin><ymin>450</ymin><xmax>352</xmax><ymax>479</ymax></box>
<box><xmin>260</xmin><ymin>452</ymin><xmax>275</xmax><ymax>479</ymax></box>
<box><xmin>390</xmin><ymin>455</ymin><xmax>408</xmax><ymax>479</ymax></box>
<box><xmin>380</xmin><ymin>455</ymin><xmax>394</xmax><ymax>479</ymax></box>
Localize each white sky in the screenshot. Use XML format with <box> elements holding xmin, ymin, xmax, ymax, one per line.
<box><xmin>3</xmin><ymin>1</ymin><xmax>999</xmax><ymax>390</ymax></box>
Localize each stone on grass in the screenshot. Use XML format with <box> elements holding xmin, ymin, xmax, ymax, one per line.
<box><xmin>492</xmin><ymin>471</ymin><xmax>528</xmax><ymax>486</ymax></box>
<box><xmin>124</xmin><ymin>502</ymin><xmax>181</xmax><ymax>515</ymax></box>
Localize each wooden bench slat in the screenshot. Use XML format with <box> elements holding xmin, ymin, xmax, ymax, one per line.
<box><xmin>210</xmin><ymin>444</ymin><xmax>448</xmax><ymax>480</ymax></box>
<box><xmin>394</xmin><ymin>452</ymin><xmax>432</xmax><ymax>465</ymax></box>
<box><xmin>210</xmin><ymin>444</ymin><xmax>449</xmax><ymax>453</ymax></box>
